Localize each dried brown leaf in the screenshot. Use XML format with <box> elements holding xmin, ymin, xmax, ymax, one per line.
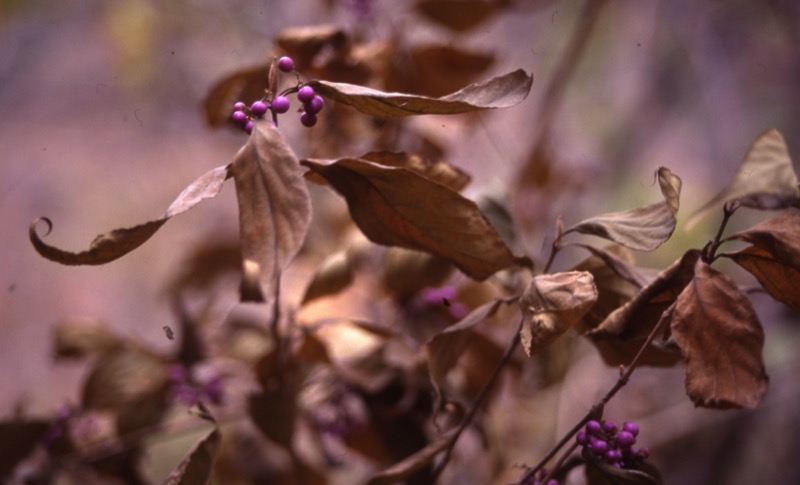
<box><xmin>232</xmin><ymin>121</ymin><xmax>311</xmax><ymax>302</ymax></box>
<box><xmin>53</xmin><ymin>318</ymin><xmax>122</xmax><ymax>360</ymax></box>
<box><xmin>724</xmin><ymin>245</ymin><xmax>800</xmax><ymax>312</ymax></box>
<box><xmin>414</xmin><ymin>0</ymin><xmax>497</xmax><ymax>32</ymax></box>
<box><xmin>307</xmin><ymin>68</ymin><xmax>532</xmax><ymax>117</ymax></box>
<box><xmin>302</xmin><ymin>158</ymin><xmax>520</xmax><ymax>280</ymax></box>
<box><xmin>564</xmin><ymin>167</ymin><xmax>681</xmax><ymax>251</ymax></box>
<box><xmin>724</xmin><ymin>212</ymin><xmax>800</xmax><ymax>269</ymax></box>
<box><xmin>688</xmin><ymin>129</ymin><xmax>799</xmax><ymax>227</ymax></box>
<box><xmin>671</xmin><ymin>260</ymin><xmax>769</xmax><ymax>409</ymax></box>
<box><xmin>520</xmin><ymin>272</ymin><xmax>598</xmax><ymax>356</ymax></box>
<box><xmin>204</xmin><ymin>64</ymin><xmax>270</xmax><ymax>127</ymax></box>
<box><xmin>30</xmin><ymin>164</ymin><xmax>231</xmax><ymax>265</ymax></box>
<box><xmin>585</xmin><ymin>452</ymin><xmax>663</xmax><ymax>484</ymax></box>
<box><xmin>164</xmin><ymin>411</ymin><xmax>220</xmax><ymax>485</ymax></box>
<box><xmin>359</xmin><ymin>151</ymin><xmax>472</xmax><ymax>192</ymax></box>
<box><xmin>573</xmin><ymin>246</ymin><xmax>680</xmax><ymax>367</ymax></box>
<box><xmin>382</xmin><ymin>248</ymin><xmax>453</xmax><ymax>298</ymax></box>
<box><xmin>248</xmin><ymin>382</ymin><xmax>299</xmax><ymax>449</ymax></box>
<box><xmin>425</xmin><ymin>298</ymin><xmax>510</xmax><ymax>404</ymax></box>
<box><xmin>392</xmin><ymin>46</ymin><xmax>495</xmax><ymax>97</ymax></box>
<box><xmin>365</xmin><ymin>428</ymin><xmax>459</xmax><ymax>485</ymax></box>
<box><xmin>275</xmin><ymin>25</ymin><xmax>348</xmax><ymax>69</ymax></box>
<box><xmin>301</xmin><ymin>251</ymin><xmax>355</xmax><ymax>305</ymax></box>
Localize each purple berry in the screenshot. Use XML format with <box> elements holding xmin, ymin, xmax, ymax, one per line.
<box><xmin>586</xmin><ymin>420</ymin><xmax>602</xmax><ymax>436</ymax></box>
<box><xmin>305</xmin><ymin>95</ymin><xmax>325</xmax><ymax>114</ymax></box>
<box><xmin>590</xmin><ymin>439</ymin><xmax>609</xmax><ymax>455</ymax></box>
<box><xmin>233</xmin><ymin>101</ymin><xmax>246</xmax><ymax>112</ymax></box>
<box><xmin>231</xmin><ymin>110</ymin><xmax>248</xmax><ymax>126</ymax></box>
<box><xmin>300</xmin><ymin>111</ymin><xmax>317</xmax><ymax>127</ymax></box>
<box><xmin>250</xmin><ymin>100</ymin><xmax>268</xmax><ymax>117</ymax></box>
<box><xmin>576</xmin><ymin>430</ymin><xmax>589</xmax><ymax>445</ymax></box>
<box><xmin>297</xmin><ymin>85</ymin><xmax>315</xmax><ymax>103</ymax></box>
<box><xmin>271</xmin><ymin>96</ymin><xmax>290</xmax><ymax>114</ymax></box>
<box><xmin>606</xmin><ymin>449</ymin><xmax>622</xmax><ymax>463</ymax></box>
<box><xmin>277</xmin><ymin>56</ymin><xmax>295</xmax><ymax>73</ymax></box>
<box><xmin>545</xmin><ymin>480</ymin><xmax>559</xmax><ymax>485</ymax></box>
<box><xmin>244</xmin><ymin>120</ymin><xmax>254</xmax><ymax>134</ymax></box>
<box><xmin>636</xmin><ymin>447</ymin><xmax>649</xmax><ymax>460</ymax></box>
<box><xmin>603</xmin><ymin>420</ymin><xmax>618</xmax><ymax>435</ymax></box>
<box><xmin>617</xmin><ymin>431</ymin><xmax>636</xmax><ymax>448</ymax></box>
<box><xmin>622</xmin><ymin>421</ymin><xmax>640</xmax><ymax>437</ymax></box>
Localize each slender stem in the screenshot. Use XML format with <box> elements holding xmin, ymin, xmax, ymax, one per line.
<box><xmin>431</xmin><ymin>317</ymin><xmax>524</xmax><ymax>481</ymax></box>
<box><xmin>542</xmin><ymin>440</ymin><xmax>580</xmax><ymax>484</ymax></box>
<box><xmin>518</xmin><ymin>310</ymin><xmax>671</xmax><ymax>483</ymax></box>
<box><xmin>705</xmin><ymin>201</ymin><xmax>739</xmax><ymax>262</ymax></box>
<box><xmin>531</xmin><ymin>0</ymin><xmax>609</xmax><ymax>150</ymax></box>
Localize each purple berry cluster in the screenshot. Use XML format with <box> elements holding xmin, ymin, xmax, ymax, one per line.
<box><xmin>230</xmin><ymin>55</ymin><xmax>324</xmax><ymax>133</ymax></box>
<box><xmin>576</xmin><ymin>419</ymin><xmax>649</xmax><ymax>468</ymax></box>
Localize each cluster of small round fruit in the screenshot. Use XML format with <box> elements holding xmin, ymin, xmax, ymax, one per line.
<box><xmin>230</xmin><ymin>55</ymin><xmax>325</xmax><ymax>134</ymax></box>
<box><xmin>576</xmin><ymin>419</ymin><xmax>649</xmax><ymax>468</ymax></box>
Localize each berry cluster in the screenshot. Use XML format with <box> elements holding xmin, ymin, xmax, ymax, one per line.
<box><xmin>230</xmin><ymin>55</ymin><xmax>324</xmax><ymax>134</ymax></box>
<box><xmin>576</xmin><ymin>419</ymin><xmax>649</xmax><ymax>468</ymax></box>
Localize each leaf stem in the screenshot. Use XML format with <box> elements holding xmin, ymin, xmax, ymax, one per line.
<box><xmin>431</xmin><ymin>317</ymin><xmax>524</xmax><ymax>481</ymax></box>
<box><xmin>705</xmin><ymin>201</ymin><xmax>740</xmax><ymax>262</ymax></box>
<box><xmin>518</xmin><ymin>307</ymin><xmax>671</xmax><ymax>483</ymax></box>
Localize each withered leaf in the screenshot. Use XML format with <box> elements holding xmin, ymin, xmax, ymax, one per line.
<box><xmin>163</xmin><ymin>409</ymin><xmax>220</xmax><ymax>485</ymax></box>
<box><xmin>302</xmin><ymin>158</ymin><xmax>520</xmax><ymax>280</ymax></box>
<box><xmin>0</xmin><ymin>420</ymin><xmax>50</xmax><ymax>480</ymax></box>
<box><xmin>365</xmin><ymin>428</ymin><xmax>459</xmax><ymax>485</ymax></box>
<box><xmin>307</xmin><ymin>68</ymin><xmax>532</xmax><ymax>117</ymax></box>
<box><xmin>301</xmin><ymin>251</ymin><xmax>355</xmax><ymax>305</ymax></box>
<box><xmin>590</xmin><ymin>249</ymin><xmax>700</xmax><ymax>339</ymax></box>
<box><xmin>723</xmin><ymin>245</ymin><xmax>800</xmax><ymax>312</ymax></box>
<box><xmin>204</xmin><ymin>64</ymin><xmax>270</xmax><ymax>127</ymax></box>
<box><xmin>723</xmin><ymin>212</ymin><xmax>800</xmax><ymax>270</ymax></box>
<box><xmin>425</xmin><ymin>298</ymin><xmax>511</xmax><ymax>405</ymax></box>
<box><xmin>688</xmin><ymin>129</ymin><xmax>799</xmax><ymax>227</ymax></box>
<box><xmin>360</xmin><ymin>151</ymin><xmax>471</xmax><ymax>192</ymax></box>
<box><xmin>585</xmin><ymin>450</ymin><xmax>663</xmax><ymax>484</ymax></box>
<box><xmin>414</xmin><ymin>0</ymin><xmax>497</xmax><ymax>32</ymax></box>
<box><xmin>520</xmin><ymin>272</ymin><xmax>598</xmax><ymax>356</ymax></box>
<box><xmin>232</xmin><ymin>121</ymin><xmax>312</xmax><ymax>302</ymax></box>
<box><xmin>30</xmin><ymin>164</ymin><xmax>231</xmax><ymax>265</ymax></box>
<box><xmin>573</xmin><ymin>246</ymin><xmax>680</xmax><ymax>367</ymax></box>
<box><xmin>275</xmin><ymin>24</ymin><xmax>348</xmax><ymax>69</ymax></box>
<box><xmin>382</xmin><ymin>248</ymin><xmax>453</xmax><ymax>298</ymax></box>
<box><xmin>564</xmin><ymin>167</ymin><xmax>681</xmax><ymax>251</ymax></box>
<box><xmin>248</xmin><ymin>382</ymin><xmax>299</xmax><ymax>449</ymax></box>
<box><xmin>671</xmin><ymin>260</ymin><xmax>769</xmax><ymax>409</ymax></box>
<box><xmin>53</xmin><ymin>318</ymin><xmax>122</xmax><ymax>360</ymax></box>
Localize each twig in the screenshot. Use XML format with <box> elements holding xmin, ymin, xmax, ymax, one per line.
<box><xmin>431</xmin><ymin>317</ymin><xmax>524</xmax><ymax>481</ymax></box>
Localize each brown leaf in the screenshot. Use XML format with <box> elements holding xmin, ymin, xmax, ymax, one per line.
<box><xmin>590</xmin><ymin>249</ymin><xmax>700</xmax><ymax>339</ymax></box>
<box><xmin>520</xmin><ymin>272</ymin><xmax>598</xmax><ymax>356</ymax></box>
<box><xmin>232</xmin><ymin>121</ymin><xmax>312</xmax><ymax>302</ymax></box>
<box><xmin>724</xmin><ymin>245</ymin><xmax>800</xmax><ymax>312</ymax></box>
<box><xmin>204</xmin><ymin>64</ymin><xmax>270</xmax><ymax>127</ymax></box>
<box><xmin>275</xmin><ymin>25</ymin><xmax>348</xmax><ymax>69</ymax></box>
<box><xmin>382</xmin><ymin>248</ymin><xmax>453</xmax><ymax>298</ymax></box>
<box><xmin>564</xmin><ymin>167</ymin><xmax>681</xmax><ymax>251</ymax></box>
<box><xmin>688</xmin><ymin>129</ymin><xmax>799</xmax><ymax>227</ymax></box>
<box><xmin>301</xmin><ymin>251</ymin><xmax>355</xmax><ymax>305</ymax></box>
<box><xmin>307</xmin><ymin>68</ymin><xmax>532</xmax><ymax>117</ymax></box>
<box><xmin>302</xmin><ymin>158</ymin><xmax>520</xmax><ymax>280</ymax></box>
<box><xmin>359</xmin><ymin>151</ymin><xmax>472</xmax><ymax>192</ymax></box>
<box><xmin>248</xmin><ymin>382</ymin><xmax>299</xmax><ymax>449</ymax></box>
<box><xmin>53</xmin><ymin>318</ymin><xmax>122</xmax><ymax>360</ymax></box>
<box><xmin>585</xmin><ymin>452</ymin><xmax>663</xmax><ymax>484</ymax></box>
<box><xmin>365</xmin><ymin>428</ymin><xmax>459</xmax><ymax>485</ymax></box>
<box><xmin>163</xmin><ymin>411</ymin><xmax>220</xmax><ymax>485</ymax></box>
<box><xmin>425</xmin><ymin>298</ymin><xmax>510</xmax><ymax>405</ymax></box>
<box><xmin>671</xmin><ymin>260</ymin><xmax>769</xmax><ymax>409</ymax></box>
<box><xmin>30</xmin><ymin>164</ymin><xmax>231</xmax><ymax>265</ymax></box>
<box><xmin>0</xmin><ymin>420</ymin><xmax>50</xmax><ymax>480</ymax></box>
<box><xmin>724</xmin><ymin>212</ymin><xmax>800</xmax><ymax>269</ymax></box>
<box><xmin>573</xmin><ymin>246</ymin><xmax>680</xmax><ymax>367</ymax></box>
<box><xmin>414</xmin><ymin>0</ymin><xmax>497</xmax><ymax>32</ymax></box>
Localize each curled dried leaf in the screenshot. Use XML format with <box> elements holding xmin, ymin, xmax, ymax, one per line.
<box><xmin>232</xmin><ymin>121</ymin><xmax>312</xmax><ymax>303</ymax></box>
<box><xmin>302</xmin><ymin>158</ymin><xmax>521</xmax><ymax>280</ymax></box>
<box><xmin>723</xmin><ymin>245</ymin><xmax>800</xmax><ymax>312</ymax></box>
<box><xmin>204</xmin><ymin>65</ymin><xmax>270</xmax><ymax>127</ymax></box>
<box><xmin>520</xmin><ymin>271</ymin><xmax>598</xmax><ymax>356</ymax></box>
<box><xmin>307</xmin><ymin>68</ymin><xmax>532</xmax><ymax>117</ymax></box>
<box><xmin>723</xmin><ymin>212</ymin><xmax>800</xmax><ymax>269</ymax></box>
<box><xmin>671</xmin><ymin>260</ymin><xmax>769</xmax><ymax>409</ymax></box>
<box><xmin>564</xmin><ymin>167</ymin><xmax>681</xmax><ymax>251</ymax></box>
<box><xmin>30</xmin><ymin>164</ymin><xmax>231</xmax><ymax>265</ymax></box>
<box><xmin>687</xmin><ymin>128</ymin><xmax>800</xmax><ymax>227</ymax></box>
<box><xmin>359</xmin><ymin>151</ymin><xmax>472</xmax><ymax>192</ymax></box>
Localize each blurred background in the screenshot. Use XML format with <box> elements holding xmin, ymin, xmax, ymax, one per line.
<box><xmin>2</xmin><ymin>0</ymin><xmax>799</xmax><ymax>483</ymax></box>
